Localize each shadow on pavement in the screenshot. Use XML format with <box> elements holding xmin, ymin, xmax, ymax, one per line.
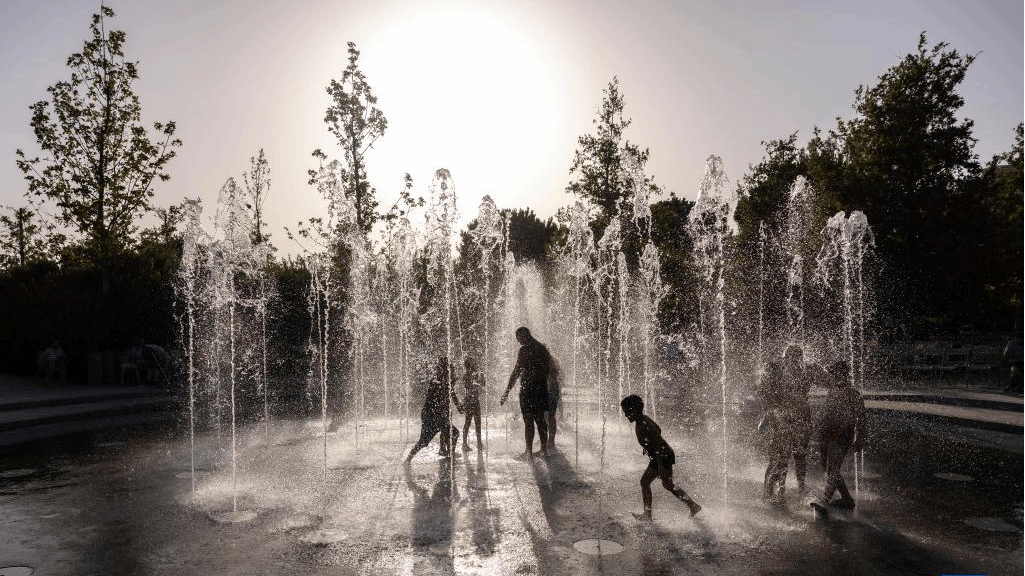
<box><xmin>462</xmin><ymin>449</ymin><xmax>501</xmax><ymax>556</ymax></box>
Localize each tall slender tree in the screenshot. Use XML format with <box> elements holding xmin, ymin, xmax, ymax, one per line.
<box><xmin>15</xmin><ymin>6</ymin><xmax>181</xmax><ymax>293</ymax></box>
<box><xmin>310</xmin><ymin>42</ymin><xmax>388</xmax><ymax>235</ymax></box>
<box><xmin>567</xmin><ymin>77</ymin><xmax>659</xmax><ymax>222</ymax></box>
<box><xmin>242</xmin><ymin>148</ymin><xmax>272</xmax><ymax>248</ymax></box>
<box><xmin>567</xmin><ymin>77</ymin><xmax>662</xmax><ymax>269</ymax></box>
<box><xmin>0</xmin><ymin>206</ymin><xmax>47</xmax><ymax>269</ymax></box>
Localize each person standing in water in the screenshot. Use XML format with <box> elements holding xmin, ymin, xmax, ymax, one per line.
<box><xmin>454</xmin><ymin>356</ymin><xmax>485</xmax><ymax>451</ymax></box>
<box><xmin>759</xmin><ymin>345</ymin><xmax>818</xmax><ymax>504</ymax></box>
<box><xmin>500</xmin><ymin>327</ymin><xmax>553</xmax><ymax>459</ymax></box>
<box><xmin>621</xmin><ymin>394</ymin><xmax>701</xmax><ymax>520</ymax></box>
<box><xmin>405</xmin><ymin>357</ymin><xmax>460</xmax><ymax>462</ymax></box>
<box><xmin>810</xmin><ymin>361</ymin><xmax>866</xmax><ymax>517</ymax></box>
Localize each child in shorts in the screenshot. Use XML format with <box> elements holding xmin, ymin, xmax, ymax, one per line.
<box><xmin>621</xmin><ymin>394</ymin><xmax>701</xmax><ymax>520</ymax></box>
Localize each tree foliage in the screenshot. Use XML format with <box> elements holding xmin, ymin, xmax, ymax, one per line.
<box><xmin>139</xmin><ymin>203</ymin><xmax>184</xmax><ymax>248</ymax></box>
<box><xmin>566</xmin><ymin>77</ymin><xmax>664</xmax><ymax>271</ymax></box>
<box><xmin>311</xmin><ymin>42</ymin><xmax>388</xmax><ymax>235</ymax></box>
<box><xmin>969</xmin><ymin>123</ymin><xmax>1024</xmax><ymax>322</ymax></box>
<box><xmin>14</xmin><ymin>6</ymin><xmax>181</xmax><ymax>270</ymax></box>
<box><xmin>242</xmin><ymin>149</ymin><xmax>272</xmax><ymax>248</ymax></box>
<box><xmin>836</xmin><ymin>34</ymin><xmax>980</xmax><ymax>305</ymax></box>
<box><xmin>649</xmin><ymin>195</ymin><xmax>697</xmax><ymax>331</ymax></box>
<box><xmin>0</xmin><ymin>206</ymin><xmax>49</xmax><ymax>269</ymax></box>
<box><xmin>567</xmin><ymin>77</ymin><xmax>660</xmax><ymax>222</ymax></box>
<box><xmin>502</xmin><ymin>208</ymin><xmax>563</xmax><ymax>264</ymax></box>
<box><xmin>458</xmin><ymin>207</ymin><xmax>561</xmax><ymax>276</ymax></box>
<box><xmin>734</xmin><ymin>33</ymin><xmax>1020</xmax><ymax>330</ymax></box>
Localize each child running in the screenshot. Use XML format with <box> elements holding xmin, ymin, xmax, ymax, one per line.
<box><xmin>405</xmin><ymin>357</ymin><xmax>459</xmax><ymax>462</ymax></box>
<box><xmin>621</xmin><ymin>394</ymin><xmax>701</xmax><ymax>521</ymax></box>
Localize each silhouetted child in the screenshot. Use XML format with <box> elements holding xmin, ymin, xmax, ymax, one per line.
<box><xmin>405</xmin><ymin>357</ymin><xmax>460</xmax><ymax>462</ymax></box>
<box><xmin>810</xmin><ymin>361</ymin><xmax>865</xmax><ymax>518</ymax></box>
<box><xmin>454</xmin><ymin>356</ymin><xmax>484</xmax><ymax>451</ymax></box>
<box><xmin>621</xmin><ymin>394</ymin><xmax>701</xmax><ymax>521</ymax></box>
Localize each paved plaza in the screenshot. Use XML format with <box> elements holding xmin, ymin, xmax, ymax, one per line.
<box><xmin>0</xmin><ymin>378</ymin><xmax>1020</xmax><ymax>576</ymax></box>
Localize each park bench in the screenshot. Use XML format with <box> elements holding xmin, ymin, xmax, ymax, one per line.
<box><xmin>938</xmin><ymin>343</ymin><xmax>971</xmax><ymax>381</ymax></box>
<box><xmin>965</xmin><ymin>345</ymin><xmax>1002</xmax><ymax>382</ymax></box>
<box><xmin>899</xmin><ymin>341</ymin><xmax>1000</xmax><ymax>386</ymax></box>
<box><xmin>905</xmin><ymin>340</ymin><xmax>945</xmax><ymax>378</ymax></box>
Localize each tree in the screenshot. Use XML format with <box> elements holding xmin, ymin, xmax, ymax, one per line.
<box><xmin>966</xmin><ymin>123</ymin><xmax>1024</xmax><ymax>326</ymax></box>
<box><xmin>14</xmin><ymin>7</ymin><xmax>181</xmax><ymax>293</ymax></box>
<box><xmin>735</xmin><ymin>34</ymin><xmax>986</xmax><ymax>328</ymax></box>
<box><xmin>567</xmin><ymin>77</ymin><xmax>662</xmax><ymax>267</ymax></box>
<box><xmin>457</xmin><ymin>207</ymin><xmax>561</xmax><ymax>282</ymax></box>
<box><xmin>242</xmin><ymin>148</ymin><xmax>272</xmax><ymax>248</ymax></box>
<box><xmin>567</xmin><ymin>77</ymin><xmax>662</xmax><ymax>219</ymax></box>
<box><xmin>0</xmin><ymin>206</ymin><xmax>48</xmax><ymax>269</ymax></box>
<box><xmin>834</xmin><ymin>33</ymin><xmax>981</xmax><ymax>325</ymax></box>
<box><xmin>502</xmin><ymin>208</ymin><xmax>562</xmax><ymax>264</ymax></box>
<box><xmin>310</xmin><ymin>42</ymin><xmax>387</xmax><ymax>235</ymax></box>
<box><xmin>139</xmin><ymin>203</ymin><xmax>184</xmax><ymax>248</ymax></box>
<box><xmin>734</xmin><ymin>133</ymin><xmax>807</xmax><ymax>237</ymax></box>
<box><xmin>735</xmin><ymin>129</ymin><xmax>847</xmax><ymax>243</ymax></box>
<box><xmin>649</xmin><ymin>195</ymin><xmax>697</xmax><ymax>331</ymax></box>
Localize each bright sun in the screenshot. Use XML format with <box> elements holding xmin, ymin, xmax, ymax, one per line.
<box><xmin>358</xmin><ymin>2</ymin><xmax>574</xmax><ymax>207</ymax></box>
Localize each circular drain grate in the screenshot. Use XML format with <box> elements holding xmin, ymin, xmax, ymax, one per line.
<box><xmin>964</xmin><ymin>517</ymin><xmax>1019</xmax><ymax>533</ymax></box>
<box><xmin>573</xmin><ymin>539</ymin><xmax>624</xmax><ymax>555</ymax></box>
<box><xmin>933</xmin><ymin>473</ymin><xmax>973</xmax><ymax>482</ymax></box>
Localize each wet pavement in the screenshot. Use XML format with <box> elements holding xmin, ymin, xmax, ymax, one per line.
<box><xmin>0</xmin><ymin>407</ymin><xmax>1020</xmax><ymax>576</ymax></box>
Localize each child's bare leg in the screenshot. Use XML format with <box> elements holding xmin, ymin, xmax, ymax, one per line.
<box><xmin>793</xmin><ymin>446</ymin><xmax>809</xmax><ymax>492</ymax></box>
<box><xmin>764</xmin><ymin>441</ymin><xmax>790</xmax><ymax>502</ymax></box>
<box><xmin>462</xmin><ymin>413</ymin><xmax>472</xmax><ymax>449</ymax></box>
<box><xmin>834</xmin><ymin>476</ymin><xmax>854</xmax><ymax>508</ymax></box>
<box><xmin>406</xmin><ymin>424</ymin><xmax>437</xmax><ymax>462</ymax></box>
<box><xmin>473</xmin><ymin>412</ymin><xmax>482</xmax><ymax>447</ymax></box>
<box><xmin>660</xmin><ymin>468</ymin><xmax>701</xmax><ymax>516</ymax></box>
<box><xmin>440</xmin><ymin>425</ymin><xmax>450</xmax><ymax>455</ymax></box>
<box><xmin>633</xmin><ymin>465</ymin><xmax>658</xmax><ymax>520</ymax></box>
<box><xmin>830</xmin><ymin>443</ymin><xmax>855</xmax><ymax>508</ymax></box>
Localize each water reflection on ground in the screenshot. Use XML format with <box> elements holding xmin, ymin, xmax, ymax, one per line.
<box><xmin>0</xmin><ymin>414</ymin><xmax>1020</xmax><ymax>576</ymax></box>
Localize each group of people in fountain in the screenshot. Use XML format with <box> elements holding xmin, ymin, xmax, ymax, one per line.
<box><xmin>404</xmin><ymin>327</ymin><xmax>865</xmax><ymax>523</ymax></box>
<box><xmin>759</xmin><ymin>345</ymin><xmax>867</xmax><ymax>518</ymax></box>
<box><xmin>404</xmin><ymin>326</ymin><xmax>559</xmax><ymax>463</ymax></box>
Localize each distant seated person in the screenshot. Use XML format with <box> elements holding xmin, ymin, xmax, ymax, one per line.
<box><xmin>39</xmin><ymin>340</ymin><xmax>66</xmax><ymax>386</ymax></box>
<box><xmin>1004</xmin><ymin>339</ymin><xmax>1023</xmax><ymax>394</ymax></box>
<box><xmin>120</xmin><ymin>339</ymin><xmax>145</xmax><ymax>385</ymax></box>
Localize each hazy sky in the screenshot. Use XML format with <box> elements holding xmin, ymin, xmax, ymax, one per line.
<box><xmin>1</xmin><ymin>0</ymin><xmax>1021</xmax><ymax>253</ymax></box>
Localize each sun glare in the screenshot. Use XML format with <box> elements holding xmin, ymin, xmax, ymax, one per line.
<box><xmin>359</xmin><ymin>2</ymin><xmax>573</xmax><ymax>214</ymax></box>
